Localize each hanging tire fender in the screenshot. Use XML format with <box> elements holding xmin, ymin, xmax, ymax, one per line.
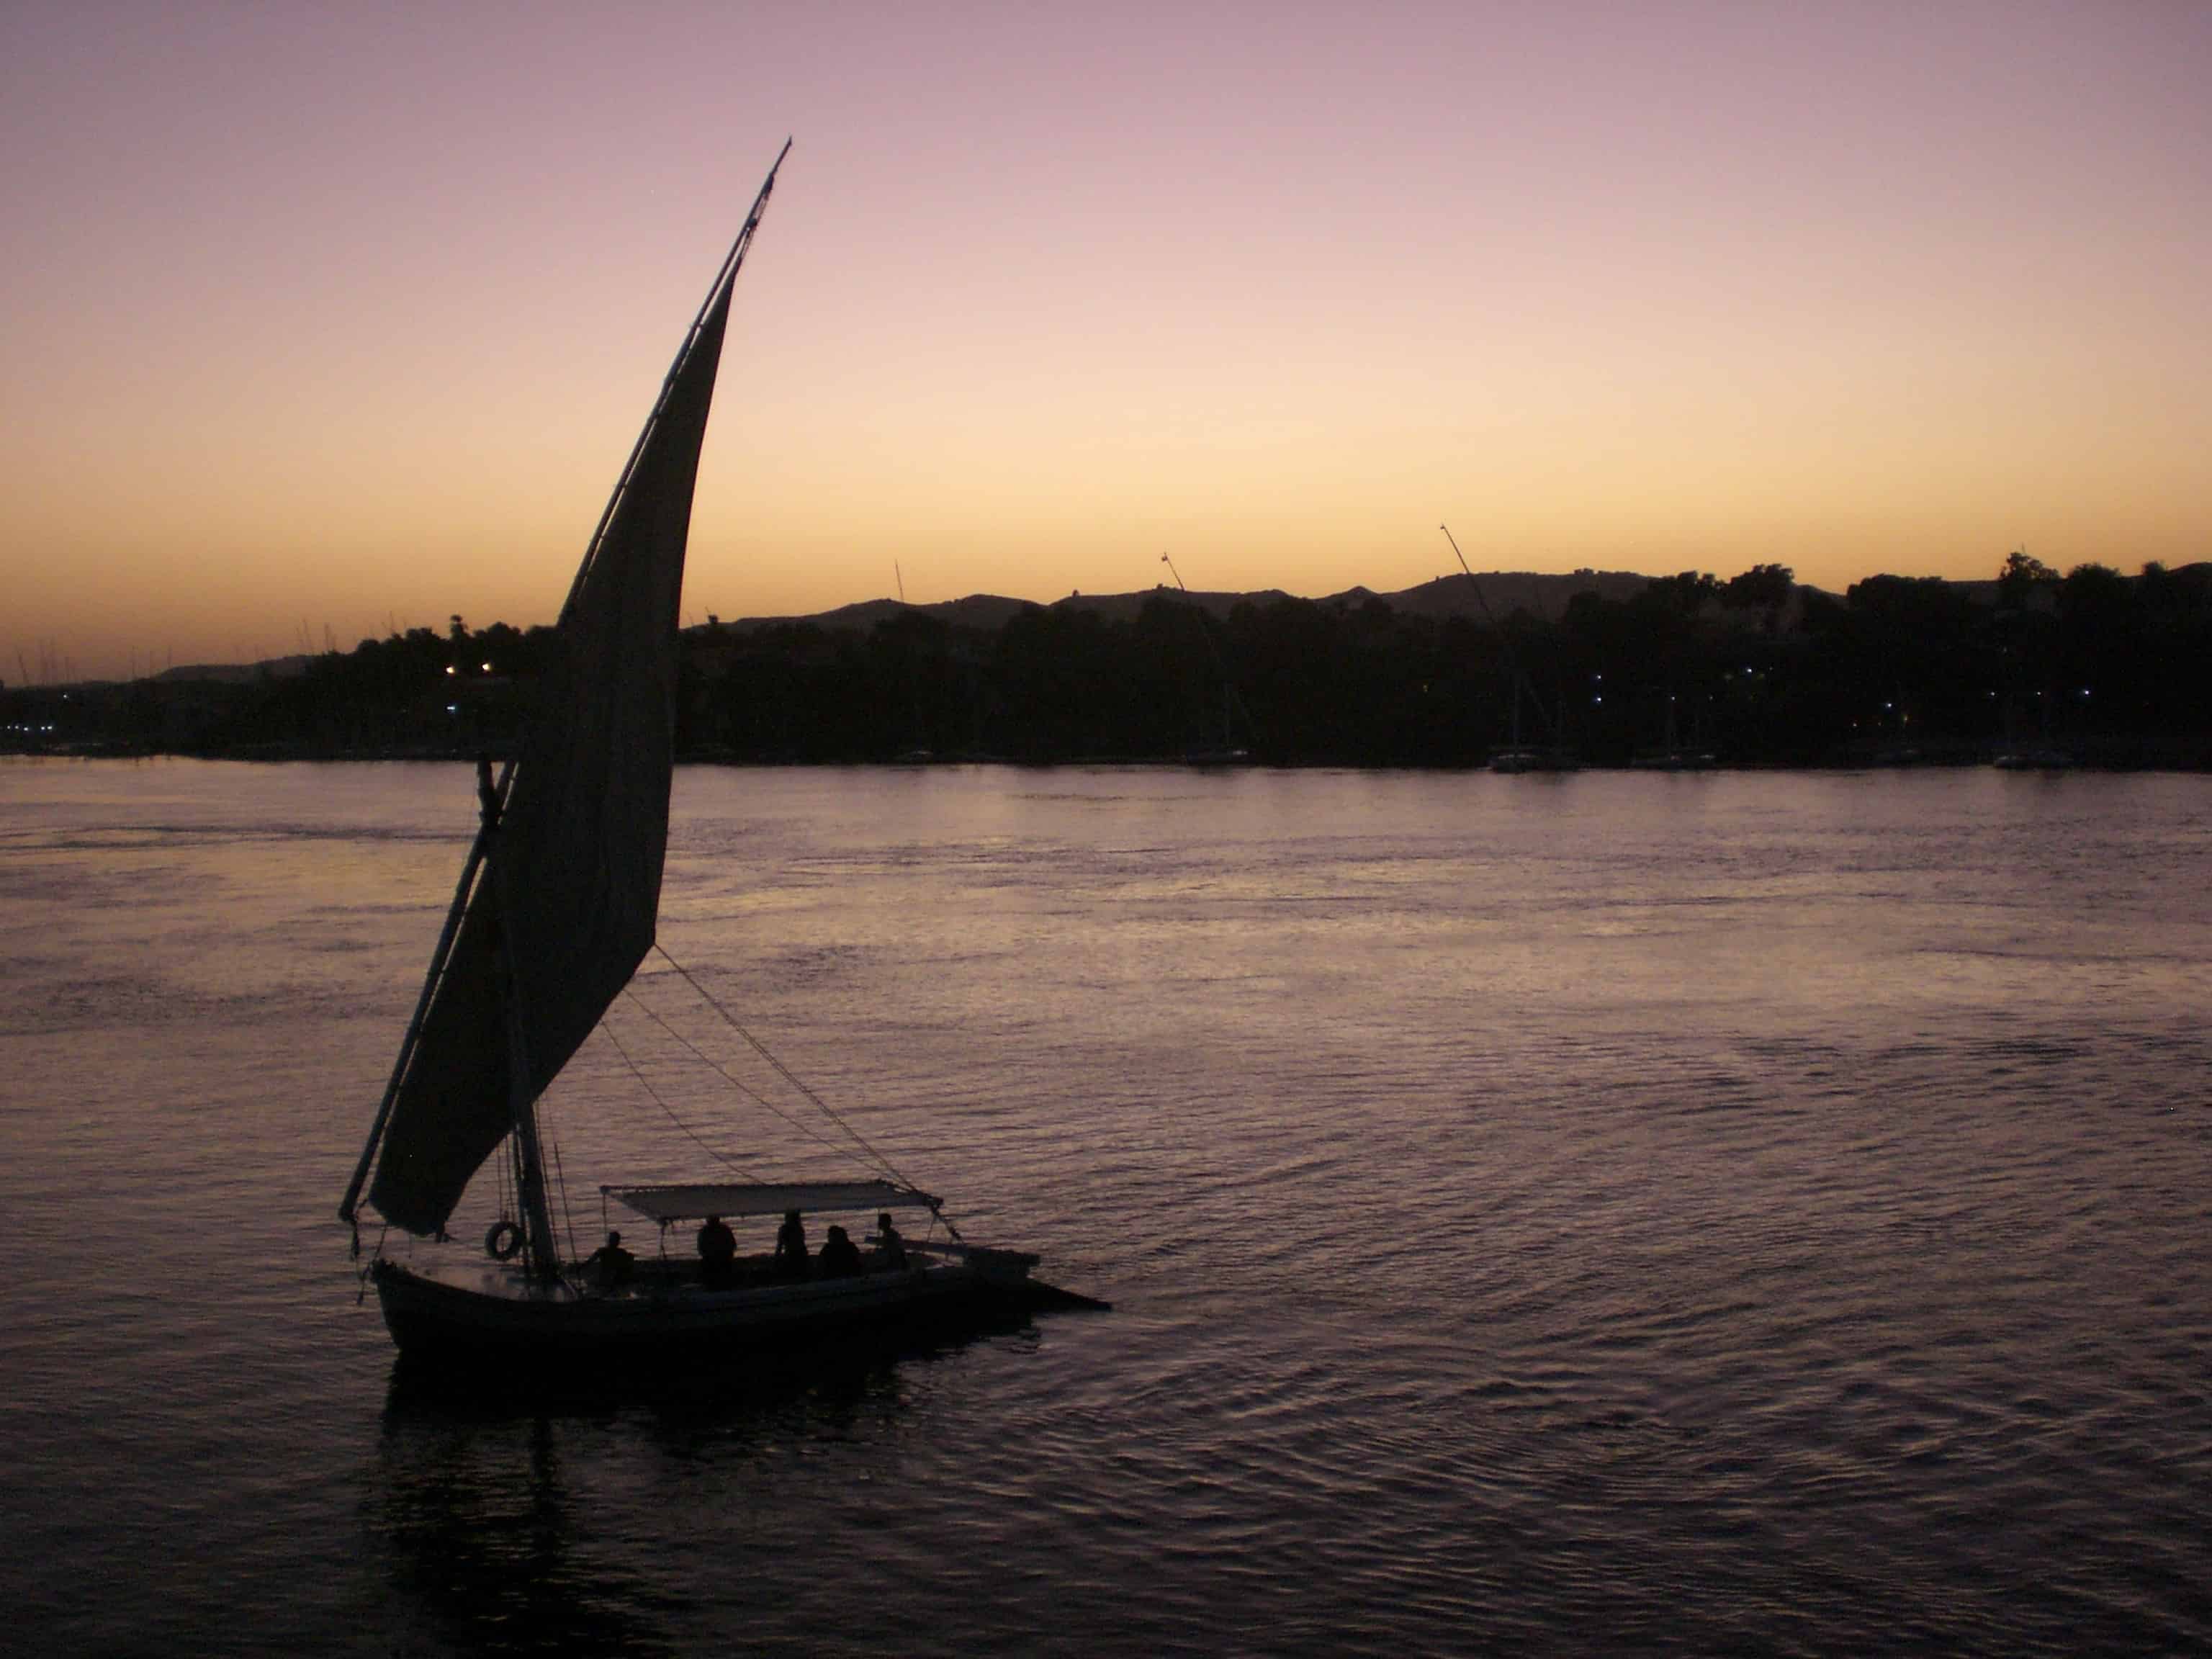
<box><xmin>485</xmin><ymin>1220</ymin><xmax>525</xmax><ymax>1261</ymax></box>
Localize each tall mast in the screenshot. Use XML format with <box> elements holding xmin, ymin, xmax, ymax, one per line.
<box><xmin>1159</xmin><ymin>553</ymin><xmax>1252</xmax><ymax>751</ymax></box>
<box><xmin>1440</xmin><ymin>523</ymin><xmax>1549</xmax><ymax>749</ymax></box>
<box><xmin>488</xmin><ymin>830</ymin><xmax>561</xmax><ymax>1280</ymax></box>
<box><xmin>556</xmin><ymin>139</ymin><xmax>791</xmax><ymax>629</ymax></box>
<box><xmin>496</xmin><ymin>151</ymin><xmax>792</xmax><ymax>1279</ymax></box>
<box><xmin>342</xmin><ymin>143</ymin><xmax>792</xmax><ymax>1243</ymax></box>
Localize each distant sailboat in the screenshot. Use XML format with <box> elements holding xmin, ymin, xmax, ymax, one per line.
<box><xmin>1990</xmin><ymin>685</ymin><xmax>2074</xmax><ymax>770</ymax></box>
<box><xmin>1632</xmin><ymin>693</ymin><xmax>1715</xmax><ymax>770</ymax></box>
<box><xmin>1159</xmin><ymin>554</ymin><xmax>1251</xmax><ymax>764</ymax></box>
<box><xmin>1439</xmin><ymin>525</ymin><xmax>1576</xmax><ymax>772</ymax></box>
<box><xmin>338</xmin><ymin>145</ymin><xmax>1095</xmax><ymax>1362</ymax></box>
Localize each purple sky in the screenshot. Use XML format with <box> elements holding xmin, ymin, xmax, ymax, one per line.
<box><xmin>4</xmin><ymin>1</ymin><xmax>2208</xmax><ymax>678</ymax></box>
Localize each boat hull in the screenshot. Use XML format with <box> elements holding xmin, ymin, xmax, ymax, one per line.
<box><xmin>372</xmin><ymin>1257</ymin><xmax>1026</xmax><ymax>1364</ymax></box>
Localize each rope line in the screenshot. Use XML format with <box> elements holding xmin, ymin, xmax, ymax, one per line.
<box><xmin>617</xmin><ymin>983</ymin><xmax>855</xmax><ymax>1165</ymax></box>
<box><xmin>599</xmin><ymin>1009</ymin><xmax>762</xmax><ymax>1180</ymax></box>
<box><xmin>648</xmin><ymin>943</ymin><xmax>920</xmax><ymax>1191</ymax></box>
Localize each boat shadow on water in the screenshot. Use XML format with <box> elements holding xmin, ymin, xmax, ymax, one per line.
<box><xmin>376</xmin><ymin>1291</ymin><xmax>1084</xmax><ymax>1424</ymax></box>
<box><xmin>365</xmin><ymin>1408</ymin><xmax>678</xmax><ymax>1658</ymax></box>
<box><xmin>366</xmin><ymin>1312</ymin><xmax>1094</xmax><ymax>1658</ymax></box>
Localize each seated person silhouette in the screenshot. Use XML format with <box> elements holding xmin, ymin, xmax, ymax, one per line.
<box><xmin>696</xmin><ymin>1213</ymin><xmax>737</xmax><ymax>1288</ymax></box>
<box><xmin>773</xmin><ymin>1209</ymin><xmax>810</xmax><ymax>1280</ymax></box>
<box><xmin>873</xmin><ymin>1211</ymin><xmax>908</xmax><ymax>1270</ymax></box>
<box><xmin>584</xmin><ymin>1230</ymin><xmax>635</xmax><ymax>1290</ymax></box>
<box><xmin>818</xmin><ymin>1223</ymin><xmax>864</xmax><ymax>1280</ymax></box>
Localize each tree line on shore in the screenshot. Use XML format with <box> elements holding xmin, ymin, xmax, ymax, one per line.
<box><xmin>8</xmin><ymin>555</ymin><xmax>2210</xmax><ymax>767</ymax></box>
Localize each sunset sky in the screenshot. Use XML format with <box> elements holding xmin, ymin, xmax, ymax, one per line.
<box><xmin>4</xmin><ymin>1</ymin><xmax>2208</xmax><ymax>680</ymax></box>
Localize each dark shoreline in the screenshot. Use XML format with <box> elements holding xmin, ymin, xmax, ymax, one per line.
<box><xmin>12</xmin><ymin>562</ymin><xmax>2208</xmax><ymax>771</ymax></box>
<box><xmin>8</xmin><ymin>740</ymin><xmax>2207</xmax><ymax>772</ymax></box>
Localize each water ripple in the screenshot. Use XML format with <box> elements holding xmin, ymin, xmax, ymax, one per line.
<box><xmin>3</xmin><ymin>764</ymin><xmax>2210</xmax><ymax>1655</ymax></box>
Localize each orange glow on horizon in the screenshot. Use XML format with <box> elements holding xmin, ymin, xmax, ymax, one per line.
<box><xmin>4</xmin><ymin>4</ymin><xmax>2207</xmax><ymax>677</ymax></box>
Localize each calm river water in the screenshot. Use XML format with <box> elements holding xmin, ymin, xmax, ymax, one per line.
<box><xmin>3</xmin><ymin>759</ymin><xmax>2208</xmax><ymax>1656</ymax></box>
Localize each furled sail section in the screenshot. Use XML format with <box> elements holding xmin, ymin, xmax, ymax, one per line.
<box><xmin>363</xmin><ymin>248</ymin><xmax>745</xmax><ymax>1238</ymax></box>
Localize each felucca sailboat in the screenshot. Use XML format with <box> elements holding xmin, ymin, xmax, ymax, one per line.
<box><xmin>338</xmin><ymin>145</ymin><xmax>1088</xmax><ymax>1361</ymax></box>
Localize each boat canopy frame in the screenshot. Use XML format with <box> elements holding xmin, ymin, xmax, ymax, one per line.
<box><xmin>604</xmin><ymin>1179</ymin><xmax>942</xmax><ymax>1225</ymax></box>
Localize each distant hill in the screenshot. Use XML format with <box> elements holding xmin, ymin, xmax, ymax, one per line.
<box><xmin>110</xmin><ymin>562</ymin><xmax>2212</xmax><ymax>685</ymax></box>
<box><xmin>156</xmin><ymin>655</ymin><xmax>313</xmax><ymax>684</ymax></box>
<box><xmin>693</xmin><ymin>570</ymin><xmax>1657</xmax><ymax>639</ymax></box>
<box><xmin>1365</xmin><ymin>570</ymin><xmax>1657</xmax><ymax>621</ymax></box>
<box><xmin>727</xmin><ymin>594</ymin><xmax>1043</xmax><ymax>634</ymax></box>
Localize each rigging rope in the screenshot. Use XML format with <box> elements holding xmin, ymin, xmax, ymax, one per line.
<box><xmin>618</xmin><ymin>982</ymin><xmax>855</xmax><ymax>1165</ymax></box>
<box><xmin>599</xmin><ymin>1004</ymin><xmax>763</xmax><ymax>1180</ymax></box>
<box><xmin>647</xmin><ymin>943</ymin><xmax>924</xmax><ymax>1194</ymax></box>
<box><xmin>356</xmin><ymin>1223</ymin><xmax>389</xmax><ymax>1300</ymax></box>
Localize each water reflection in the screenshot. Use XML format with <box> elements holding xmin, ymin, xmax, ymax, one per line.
<box><xmin>379</xmin><ymin>1342</ymin><xmax>920</xmax><ymax>1428</ymax></box>
<box><xmin>12</xmin><ymin>763</ymin><xmax>2210</xmax><ymax>1658</ymax></box>
<box><xmin>367</xmin><ymin>1408</ymin><xmax>676</xmax><ymax>1659</ymax></box>
<box><xmin>365</xmin><ymin>1333</ymin><xmax>995</xmax><ymax>1655</ymax></box>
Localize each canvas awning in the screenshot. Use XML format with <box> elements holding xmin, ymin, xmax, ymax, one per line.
<box><xmin>603</xmin><ymin>1180</ymin><xmax>940</xmax><ymax>1224</ymax></box>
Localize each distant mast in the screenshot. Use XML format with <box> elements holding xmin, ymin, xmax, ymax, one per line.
<box><xmin>1159</xmin><ymin>553</ymin><xmax>1250</xmax><ymax>754</ymax></box>
<box><xmin>1440</xmin><ymin>523</ymin><xmax>1551</xmax><ymax>757</ymax></box>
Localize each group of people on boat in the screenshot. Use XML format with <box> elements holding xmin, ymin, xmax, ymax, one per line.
<box><xmin>579</xmin><ymin>1209</ymin><xmax>913</xmax><ymax>1292</ymax></box>
<box><xmin>765</xmin><ymin>1209</ymin><xmax>908</xmax><ymax>1281</ymax></box>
